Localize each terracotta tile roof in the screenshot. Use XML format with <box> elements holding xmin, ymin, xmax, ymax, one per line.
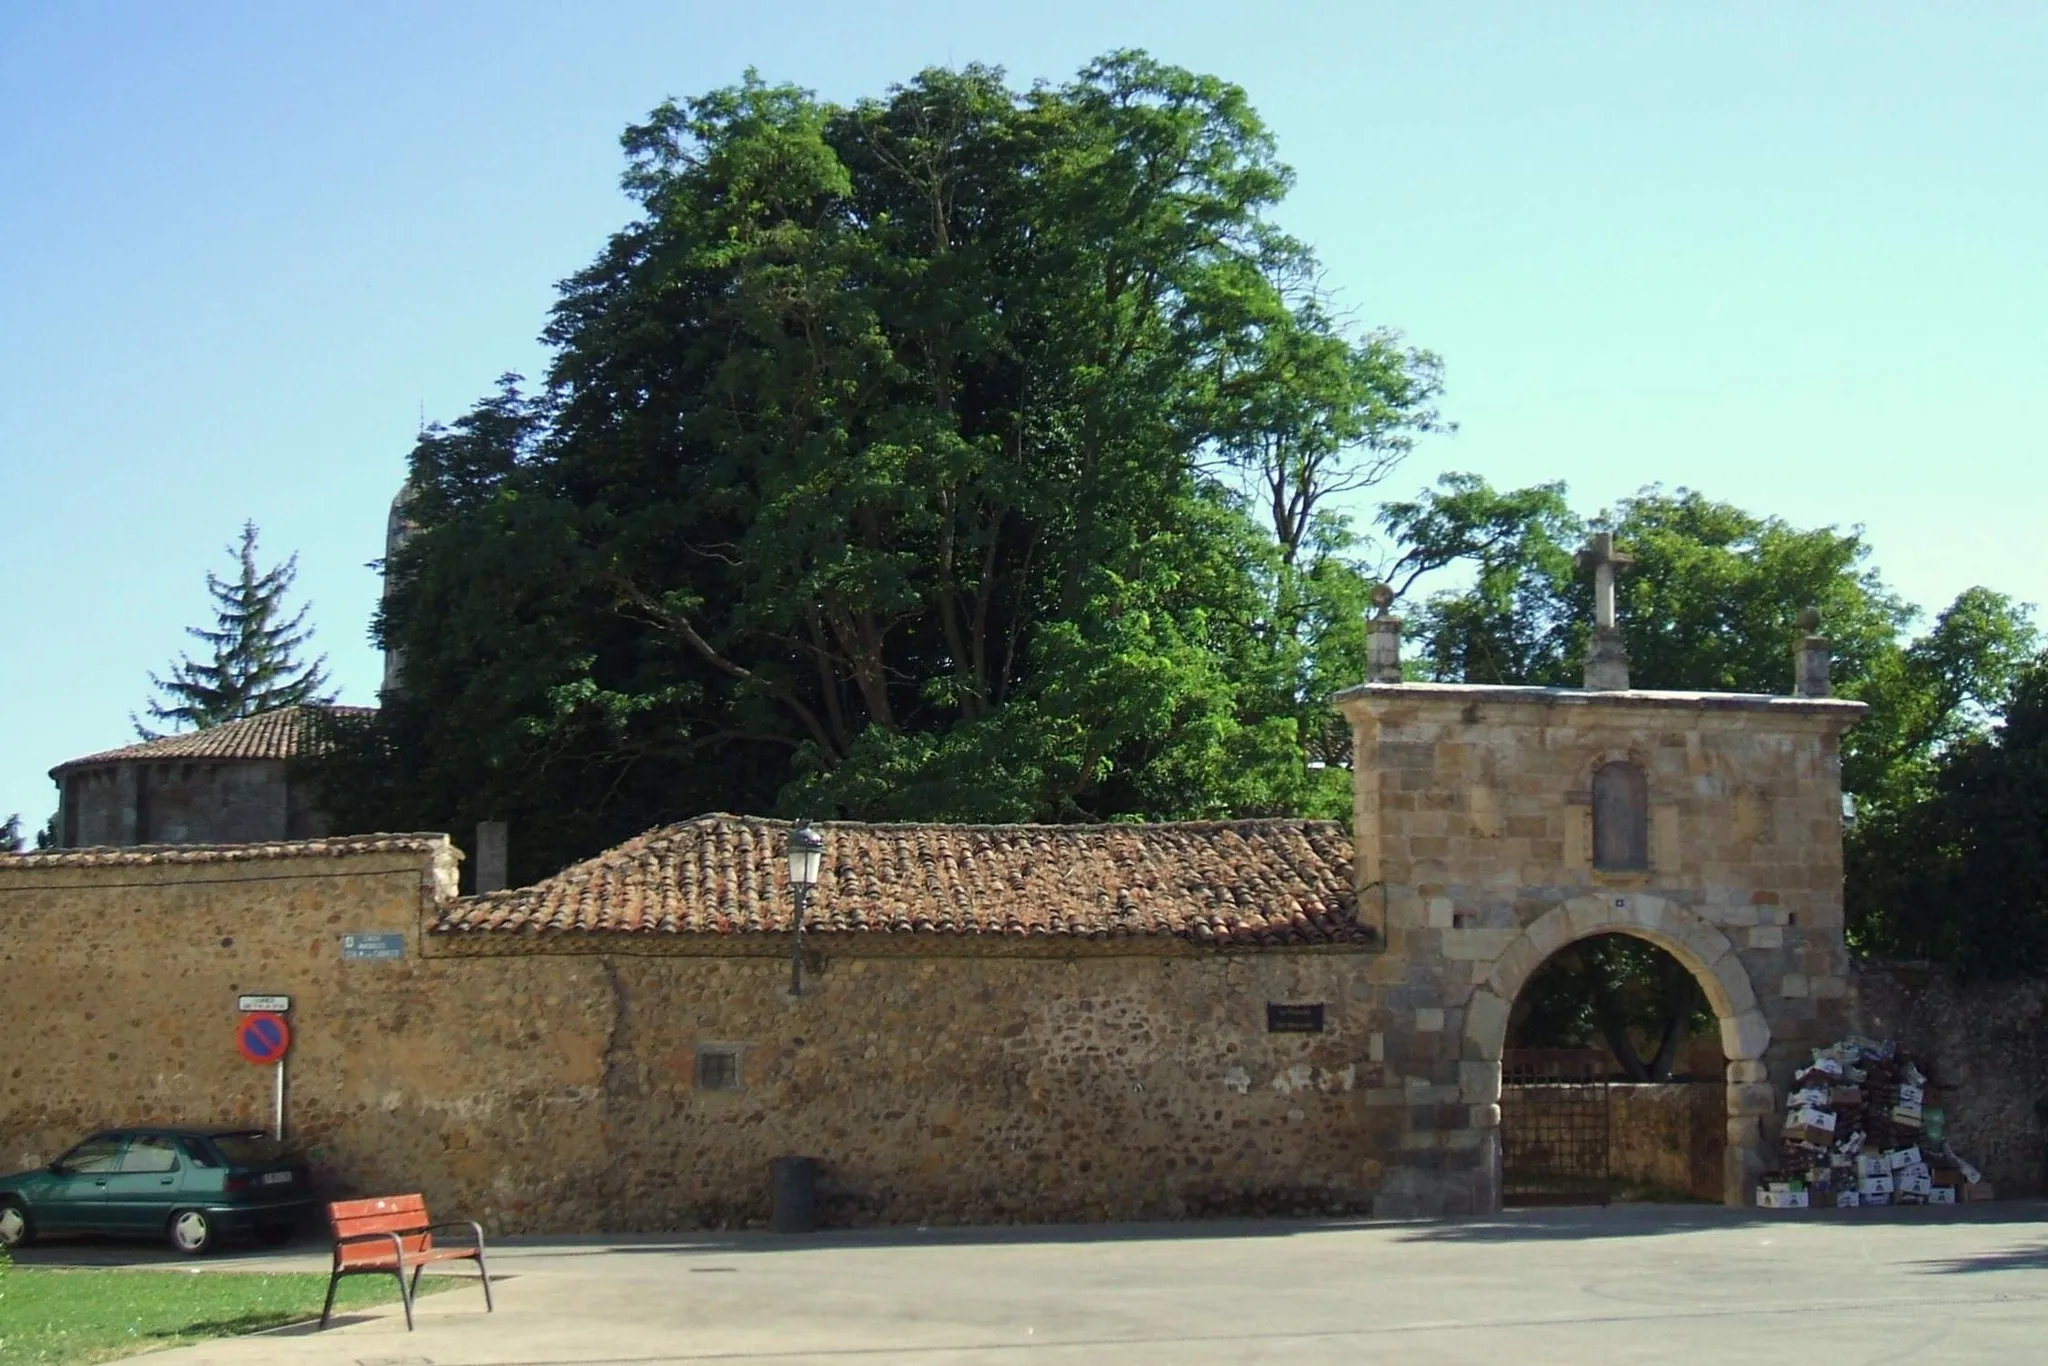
<box><xmin>435</xmin><ymin>814</ymin><xmax>1367</xmax><ymax>947</ymax></box>
<box><xmin>50</xmin><ymin>705</ymin><xmax>377</xmax><ymax>777</ymax></box>
<box><xmin>0</xmin><ymin>833</ymin><xmax>449</xmax><ymax>871</ymax></box>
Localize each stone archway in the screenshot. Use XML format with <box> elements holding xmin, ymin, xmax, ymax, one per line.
<box><xmin>1462</xmin><ymin>894</ymin><xmax>1773</xmax><ymax>1208</ymax></box>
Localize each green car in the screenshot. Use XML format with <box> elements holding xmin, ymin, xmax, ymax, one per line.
<box><xmin>0</xmin><ymin>1127</ymin><xmax>315</xmax><ymax>1255</ymax></box>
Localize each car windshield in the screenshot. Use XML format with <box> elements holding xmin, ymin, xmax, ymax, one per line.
<box><xmin>209</xmin><ymin>1133</ymin><xmax>295</xmax><ymax>1165</ymax></box>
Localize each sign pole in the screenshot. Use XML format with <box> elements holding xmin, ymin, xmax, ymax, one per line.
<box><xmin>274</xmin><ymin>1056</ymin><xmax>286</xmax><ymax>1141</ymax></box>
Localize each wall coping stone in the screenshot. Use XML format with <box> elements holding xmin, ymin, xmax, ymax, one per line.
<box><xmin>1334</xmin><ymin>681</ymin><xmax>1866</xmax><ymax>727</ymax></box>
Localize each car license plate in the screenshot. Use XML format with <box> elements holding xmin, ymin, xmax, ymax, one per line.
<box><xmin>261</xmin><ymin>1171</ymin><xmax>293</xmax><ymax>1186</ymax></box>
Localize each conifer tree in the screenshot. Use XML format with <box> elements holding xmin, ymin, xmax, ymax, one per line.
<box><xmin>138</xmin><ymin>522</ymin><xmax>332</xmax><ymax>736</ymax></box>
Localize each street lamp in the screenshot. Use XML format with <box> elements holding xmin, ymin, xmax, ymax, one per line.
<box><xmin>787</xmin><ymin>820</ymin><xmax>824</xmax><ymax>997</ymax></box>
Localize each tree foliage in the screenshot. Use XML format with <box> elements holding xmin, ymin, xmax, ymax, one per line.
<box><xmin>1382</xmin><ymin>477</ymin><xmax>1913</xmax><ymax>696</ymax></box>
<box><xmin>0</xmin><ymin>814</ymin><xmax>21</xmax><ymax>854</ymax></box>
<box><xmin>1848</xmin><ymin>658</ymin><xmax>2048</xmax><ymax>977</ymax></box>
<box><xmin>322</xmin><ymin>55</ymin><xmax>1441</xmax><ymax>882</ymax></box>
<box><xmin>138</xmin><ymin>522</ymin><xmax>331</xmax><ymax>736</ymax></box>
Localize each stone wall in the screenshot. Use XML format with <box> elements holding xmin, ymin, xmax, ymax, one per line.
<box><xmin>1855</xmin><ymin>964</ymin><xmax>2048</xmax><ymax>1195</ymax></box>
<box><xmin>60</xmin><ymin>760</ymin><xmax>324</xmax><ymax>847</ymax></box>
<box><xmin>1334</xmin><ymin>683</ymin><xmax>1866</xmax><ymax>1206</ymax></box>
<box><xmin>1609</xmin><ymin>1083</ymin><xmax>1723</xmax><ymax>1201</ymax></box>
<box><xmin>1</xmin><ymin>844</ymin><xmax>1406</xmax><ymax>1233</ymax></box>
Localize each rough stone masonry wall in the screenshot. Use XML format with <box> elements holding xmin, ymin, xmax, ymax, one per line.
<box><xmin>1336</xmin><ymin>685</ymin><xmax>1865</xmax><ymax>1207</ymax></box>
<box><xmin>60</xmin><ymin>759</ymin><xmax>317</xmax><ymax>848</ymax></box>
<box><xmin>1855</xmin><ymin>963</ymin><xmax>2048</xmax><ymax>1195</ymax></box>
<box><xmin>1608</xmin><ymin>1083</ymin><xmax>1724</xmax><ymax>1202</ymax></box>
<box><xmin>1</xmin><ymin>846</ymin><xmax>1404</xmax><ymax>1233</ymax></box>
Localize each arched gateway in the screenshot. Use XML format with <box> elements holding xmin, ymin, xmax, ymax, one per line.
<box><xmin>1336</xmin><ymin>586</ymin><xmax>1864</xmax><ymax>1214</ymax></box>
<box><xmin>1465</xmin><ymin>896</ymin><xmax>1768</xmax><ymax>1205</ymax></box>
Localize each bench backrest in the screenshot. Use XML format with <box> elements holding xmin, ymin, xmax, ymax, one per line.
<box><xmin>329</xmin><ymin>1193</ymin><xmax>432</xmax><ymax>1250</ymax></box>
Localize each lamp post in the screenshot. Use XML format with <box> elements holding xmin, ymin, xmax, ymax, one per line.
<box><xmin>787</xmin><ymin>820</ymin><xmax>824</xmax><ymax>997</ymax></box>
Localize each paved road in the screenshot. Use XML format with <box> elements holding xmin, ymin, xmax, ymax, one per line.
<box><xmin>22</xmin><ymin>1204</ymin><xmax>2048</xmax><ymax>1365</ymax></box>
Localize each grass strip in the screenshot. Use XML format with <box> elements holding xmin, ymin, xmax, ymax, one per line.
<box><xmin>0</xmin><ymin>1265</ymin><xmax>461</xmax><ymax>1365</ymax></box>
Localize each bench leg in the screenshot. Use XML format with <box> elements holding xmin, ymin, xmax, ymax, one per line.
<box><xmin>475</xmin><ymin>1246</ymin><xmax>494</xmax><ymax>1313</ymax></box>
<box><xmin>410</xmin><ymin>1263</ymin><xmax>424</xmax><ymax>1300</ymax></box>
<box><xmin>320</xmin><ymin>1270</ymin><xmax>342</xmax><ymax>1330</ymax></box>
<box><xmin>395</xmin><ymin>1265</ymin><xmax>415</xmax><ymax>1331</ymax></box>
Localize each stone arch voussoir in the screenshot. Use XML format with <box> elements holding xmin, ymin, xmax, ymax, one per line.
<box><xmin>1467</xmin><ymin>894</ymin><xmax>1770</xmax><ymax>1064</ymax></box>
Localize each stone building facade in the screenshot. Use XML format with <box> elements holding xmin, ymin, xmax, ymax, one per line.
<box><xmin>49</xmin><ymin>705</ymin><xmax>368</xmax><ymax>848</ymax></box>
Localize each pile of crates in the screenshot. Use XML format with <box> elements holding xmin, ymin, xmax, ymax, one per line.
<box><xmin>1756</xmin><ymin>1036</ymin><xmax>1991</xmax><ymax>1209</ymax></box>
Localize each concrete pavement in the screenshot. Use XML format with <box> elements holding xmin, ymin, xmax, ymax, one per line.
<box><xmin>24</xmin><ymin>1203</ymin><xmax>2048</xmax><ymax>1365</ymax></box>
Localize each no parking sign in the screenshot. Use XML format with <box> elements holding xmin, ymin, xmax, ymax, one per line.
<box><xmin>236</xmin><ymin>1011</ymin><xmax>291</xmax><ymax>1065</ymax></box>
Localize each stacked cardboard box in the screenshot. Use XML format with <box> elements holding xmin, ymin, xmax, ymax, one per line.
<box><xmin>1757</xmin><ymin>1036</ymin><xmax>1993</xmax><ymax>1209</ymax></box>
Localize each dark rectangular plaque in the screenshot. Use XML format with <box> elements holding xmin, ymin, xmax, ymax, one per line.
<box><xmin>1266</xmin><ymin>1002</ymin><xmax>1325</xmax><ymax>1034</ymax></box>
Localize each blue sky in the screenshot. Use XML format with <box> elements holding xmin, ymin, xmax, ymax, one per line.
<box><xmin>2</xmin><ymin>1</ymin><xmax>2043</xmax><ymax>835</ymax></box>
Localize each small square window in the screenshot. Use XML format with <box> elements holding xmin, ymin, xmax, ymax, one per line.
<box><xmin>695</xmin><ymin>1046</ymin><xmax>741</xmax><ymax>1092</ymax></box>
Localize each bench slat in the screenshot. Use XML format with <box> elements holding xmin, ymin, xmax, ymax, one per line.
<box><xmin>329</xmin><ymin>1194</ymin><xmax>428</xmax><ymax>1220</ymax></box>
<box><xmin>338</xmin><ymin>1236</ymin><xmax>433</xmax><ymax>1266</ymax></box>
<box><xmin>332</xmin><ymin>1212</ymin><xmax>432</xmax><ymax>1240</ymax></box>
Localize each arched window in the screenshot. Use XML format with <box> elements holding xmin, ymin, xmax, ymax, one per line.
<box><xmin>1592</xmin><ymin>761</ymin><xmax>1649</xmax><ymax>871</ymax></box>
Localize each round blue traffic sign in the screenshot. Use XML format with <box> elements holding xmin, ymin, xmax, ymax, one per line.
<box><xmin>236</xmin><ymin>1011</ymin><xmax>291</xmax><ymax>1065</ymax></box>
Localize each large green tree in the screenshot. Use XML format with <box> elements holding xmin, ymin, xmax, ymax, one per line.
<box><xmin>139</xmin><ymin>522</ymin><xmax>332</xmax><ymax>736</ymax></box>
<box><xmin>326</xmin><ymin>55</ymin><xmax>1441</xmax><ymax>882</ymax></box>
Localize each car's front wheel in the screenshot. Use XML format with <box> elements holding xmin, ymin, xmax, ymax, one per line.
<box><xmin>0</xmin><ymin>1199</ymin><xmax>32</xmax><ymax>1249</ymax></box>
<box><xmin>167</xmin><ymin>1209</ymin><xmax>213</xmax><ymax>1256</ymax></box>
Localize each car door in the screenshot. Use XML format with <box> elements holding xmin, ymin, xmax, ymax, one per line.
<box><xmin>36</xmin><ymin>1134</ymin><xmax>125</xmax><ymax>1232</ymax></box>
<box><xmin>99</xmin><ymin>1133</ymin><xmax>185</xmax><ymax>1235</ymax></box>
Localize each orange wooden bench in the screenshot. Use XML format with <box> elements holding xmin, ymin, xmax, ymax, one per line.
<box><xmin>321</xmin><ymin>1193</ymin><xmax>493</xmax><ymax>1331</ymax></box>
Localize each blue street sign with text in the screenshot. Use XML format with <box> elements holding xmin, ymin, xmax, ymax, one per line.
<box><xmin>340</xmin><ymin>933</ymin><xmax>405</xmax><ymax>961</ymax></box>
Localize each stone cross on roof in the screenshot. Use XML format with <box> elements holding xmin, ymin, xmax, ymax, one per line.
<box><xmin>1574</xmin><ymin>531</ymin><xmax>1634</xmax><ymax>632</ymax></box>
<box><xmin>1575</xmin><ymin>531</ymin><xmax>1634</xmax><ymax>690</ymax></box>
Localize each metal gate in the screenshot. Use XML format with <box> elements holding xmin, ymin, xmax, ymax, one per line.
<box><xmin>1501</xmin><ymin>1057</ymin><xmax>1613</xmax><ymax>1206</ymax></box>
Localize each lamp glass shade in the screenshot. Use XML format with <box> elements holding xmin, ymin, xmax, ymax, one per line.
<box><xmin>787</xmin><ymin>823</ymin><xmax>824</xmax><ymax>888</ymax></box>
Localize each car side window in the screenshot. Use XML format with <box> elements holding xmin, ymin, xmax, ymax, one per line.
<box><xmin>180</xmin><ymin>1138</ymin><xmax>222</xmax><ymax>1167</ymax></box>
<box><xmin>57</xmin><ymin>1137</ymin><xmax>123</xmax><ymax>1174</ymax></box>
<box><xmin>119</xmin><ymin>1135</ymin><xmax>180</xmax><ymax>1174</ymax></box>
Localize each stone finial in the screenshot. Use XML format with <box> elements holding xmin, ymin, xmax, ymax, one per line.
<box><xmin>1794</xmin><ymin>607</ymin><xmax>1831</xmax><ymax>698</ymax></box>
<box><xmin>1575</xmin><ymin>532</ymin><xmax>1634</xmax><ymax>691</ymax></box>
<box><xmin>1366</xmin><ymin>584</ymin><xmax>1403</xmax><ymax>683</ymax></box>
